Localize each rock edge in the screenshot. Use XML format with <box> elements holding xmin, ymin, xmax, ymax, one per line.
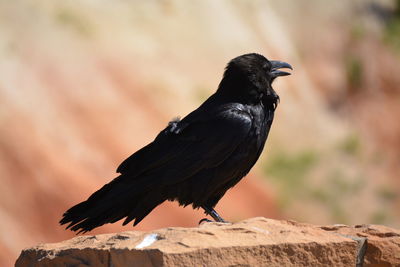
<box><xmin>16</xmin><ymin>217</ymin><xmax>400</xmax><ymax>267</ymax></box>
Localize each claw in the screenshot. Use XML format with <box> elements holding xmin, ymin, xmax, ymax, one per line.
<box><xmin>201</xmin><ymin>205</ymin><xmax>227</xmax><ymax>223</ymax></box>
<box><xmin>199</xmin><ymin>218</ymin><xmax>213</xmax><ymax>225</ymax></box>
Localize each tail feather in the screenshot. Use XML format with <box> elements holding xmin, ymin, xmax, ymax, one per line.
<box><xmin>122</xmin><ymin>190</ymin><xmax>164</xmax><ymax>226</ymax></box>
<box><xmin>59</xmin><ymin>174</ymin><xmax>164</xmax><ymax>233</ymax></box>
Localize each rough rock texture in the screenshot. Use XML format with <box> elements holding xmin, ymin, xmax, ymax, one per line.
<box><xmin>321</xmin><ymin>224</ymin><xmax>400</xmax><ymax>267</ymax></box>
<box><xmin>16</xmin><ymin>217</ymin><xmax>400</xmax><ymax>267</ymax></box>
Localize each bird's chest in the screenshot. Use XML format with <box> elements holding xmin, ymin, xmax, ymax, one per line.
<box><xmin>248</xmin><ymin>104</ymin><xmax>271</xmax><ymax>143</ymax></box>
<box><xmin>218</xmin><ymin>105</ymin><xmax>273</xmax><ymax>186</ymax></box>
<box><xmin>236</xmin><ymin>105</ymin><xmax>272</xmax><ymax>162</ymax></box>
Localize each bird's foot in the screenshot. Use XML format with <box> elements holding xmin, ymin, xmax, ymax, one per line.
<box><xmin>201</xmin><ymin>205</ymin><xmax>231</xmax><ymax>224</ymax></box>
<box><xmin>198</xmin><ymin>218</ymin><xmax>231</xmax><ymax>225</ymax></box>
<box><xmin>198</xmin><ymin>218</ymin><xmax>213</xmax><ymax>225</ymax></box>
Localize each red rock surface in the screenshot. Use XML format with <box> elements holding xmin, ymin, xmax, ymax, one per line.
<box><xmin>16</xmin><ymin>217</ymin><xmax>400</xmax><ymax>267</ymax></box>
<box><xmin>322</xmin><ymin>223</ymin><xmax>400</xmax><ymax>267</ymax></box>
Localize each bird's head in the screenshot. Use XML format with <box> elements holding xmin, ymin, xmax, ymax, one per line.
<box><xmin>217</xmin><ymin>53</ymin><xmax>292</xmax><ymax>105</ymax></box>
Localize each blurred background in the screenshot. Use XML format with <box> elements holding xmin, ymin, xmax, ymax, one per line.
<box><xmin>1</xmin><ymin>0</ymin><xmax>400</xmax><ymax>265</ymax></box>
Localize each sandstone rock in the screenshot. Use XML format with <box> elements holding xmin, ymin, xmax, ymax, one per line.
<box><xmin>321</xmin><ymin>223</ymin><xmax>400</xmax><ymax>267</ymax></box>
<box><xmin>16</xmin><ymin>217</ymin><xmax>400</xmax><ymax>267</ymax></box>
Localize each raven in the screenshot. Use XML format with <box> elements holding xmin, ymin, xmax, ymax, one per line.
<box><xmin>60</xmin><ymin>53</ymin><xmax>292</xmax><ymax>233</ymax></box>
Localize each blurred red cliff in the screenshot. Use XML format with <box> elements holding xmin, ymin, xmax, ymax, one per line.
<box><xmin>1</xmin><ymin>1</ymin><xmax>400</xmax><ymax>266</ymax></box>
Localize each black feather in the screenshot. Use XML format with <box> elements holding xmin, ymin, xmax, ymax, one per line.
<box><xmin>59</xmin><ymin>53</ymin><xmax>292</xmax><ymax>233</ymax></box>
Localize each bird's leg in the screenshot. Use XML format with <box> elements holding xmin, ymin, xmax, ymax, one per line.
<box><xmin>201</xmin><ymin>205</ymin><xmax>227</xmax><ymax>223</ymax></box>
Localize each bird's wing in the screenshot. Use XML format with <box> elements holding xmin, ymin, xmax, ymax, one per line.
<box><xmin>116</xmin><ymin>105</ymin><xmax>253</xmax><ymax>185</ymax></box>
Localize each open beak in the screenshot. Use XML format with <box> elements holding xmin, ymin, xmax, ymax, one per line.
<box><xmin>270</xmin><ymin>60</ymin><xmax>293</xmax><ymax>77</ymax></box>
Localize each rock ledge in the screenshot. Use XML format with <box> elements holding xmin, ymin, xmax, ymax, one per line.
<box><xmin>16</xmin><ymin>217</ymin><xmax>400</xmax><ymax>267</ymax></box>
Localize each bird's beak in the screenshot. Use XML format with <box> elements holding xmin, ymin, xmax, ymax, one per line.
<box><xmin>270</xmin><ymin>60</ymin><xmax>293</xmax><ymax>77</ymax></box>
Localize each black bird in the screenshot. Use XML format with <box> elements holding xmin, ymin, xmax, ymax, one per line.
<box><xmin>60</xmin><ymin>53</ymin><xmax>292</xmax><ymax>233</ymax></box>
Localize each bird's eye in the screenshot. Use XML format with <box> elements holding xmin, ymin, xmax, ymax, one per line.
<box><xmin>262</xmin><ymin>63</ymin><xmax>271</xmax><ymax>72</ymax></box>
